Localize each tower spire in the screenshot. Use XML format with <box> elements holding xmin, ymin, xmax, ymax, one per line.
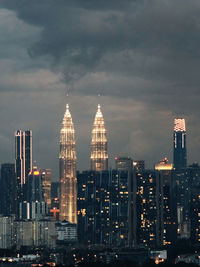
<box><xmin>59</xmin><ymin>104</ymin><xmax>77</xmax><ymax>223</ymax></box>
<box><xmin>90</xmin><ymin>104</ymin><xmax>108</xmax><ymax>171</ymax></box>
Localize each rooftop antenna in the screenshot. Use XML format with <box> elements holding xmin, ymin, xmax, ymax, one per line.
<box><xmin>66</xmin><ymin>87</ymin><xmax>70</xmax><ymax>106</ymax></box>
<box><xmin>98</xmin><ymin>93</ymin><xmax>101</xmax><ymax>105</ymax></box>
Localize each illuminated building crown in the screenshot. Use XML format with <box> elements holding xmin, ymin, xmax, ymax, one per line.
<box><xmin>174</xmin><ymin>118</ymin><xmax>186</xmax><ymax>132</ymax></box>
<box><xmin>91</xmin><ymin>104</ymin><xmax>108</xmax><ymax>171</ymax></box>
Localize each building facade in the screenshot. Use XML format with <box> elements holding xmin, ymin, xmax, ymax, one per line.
<box><xmin>56</xmin><ymin>221</ymin><xmax>77</xmax><ymax>244</ymax></box>
<box><xmin>135</xmin><ymin>171</ymin><xmax>158</xmax><ymax>248</ymax></box>
<box><xmin>0</xmin><ymin>215</ymin><xmax>15</xmax><ymax>249</ymax></box>
<box><xmin>15</xmin><ymin>219</ymin><xmax>56</xmax><ymax>248</ymax></box>
<box><xmin>77</xmin><ymin>169</ymin><xmax>135</xmax><ymax>247</ymax></box>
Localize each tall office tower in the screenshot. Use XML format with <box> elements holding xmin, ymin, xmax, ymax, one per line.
<box><xmin>173</xmin><ymin>118</ymin><xmax>187</xmax><ymax>170</ymax></box>
<box><xmin>0</xmin><ymin>164</ymin><xmax>16</xmax><ymax>215</ymax></box>
<box><xmin>59</xmin><ymin>104</ymin><xmax>77</xmax><ymax>223</ymax></box>
<box><xmin>15</xmin><ymin>130</ymin><xmax>32</xmax><ymax>216</ymax></box>
<box><xmin>155</xmin><ymin>158</ymin><xmax>177</xmax><ymax>247</ymax></box>
<box><xmin>15</xmin><ymin>130</ymin><xmax>32</xmax><ymax>185</ymax></box>
<box><xmin>20</xmin><ymin>167</ymin><xmax>48</xmax><ymax>220</ymax></box>
<box><xmin>91</xmin><ymin>104</ymin><xmax>108</xmax><ymax>171</ymax></box>
<box><xmin>41</xmin><ymin>169</ymin><xmax>51</xmax><ymax>208</ymax></box>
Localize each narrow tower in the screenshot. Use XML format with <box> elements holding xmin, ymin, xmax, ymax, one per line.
<box><xmin>91</xmin><ymin>104</ymin><xmax>108</xmax><ymax>171</ymax></box>
<box><xmin>15</xmin><ymin>130</ymin><xmax>32</xmax><ymax>217</ymax></box>
<box><xmin>173</xmin><ymin>118</ymin><xmax>187</xmax><ymax>170</ymax></box>
<box><xmin>59</xmin><ymin>104</ymin><xmax>77</xmax><ymax>223</ymax></box>
<box><xmin>15</xmin><ymin>130</ymin><xmax>32</xmax><ymax>186</ymax></box>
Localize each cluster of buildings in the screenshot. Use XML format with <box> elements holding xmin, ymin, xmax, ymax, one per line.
<box><xmin>0</xmin><ymin>104</ymin><xmax>200</xmax><ymax>251</ymax></box>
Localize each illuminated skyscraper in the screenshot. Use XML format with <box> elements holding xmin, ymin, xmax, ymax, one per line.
<box><xmin>59</xmin><ymin>104</ymin><xmax>77</xmax><ymax>223</ymax></box>
<box><xmin>91</xmin><ymin>104</ymin><xmax>108</xmax><ymax>171</ymax></box>
<box><xmin>173</xmin><ymin>118</ymin><xmax>187</xmax><ymax>170</ymax></box>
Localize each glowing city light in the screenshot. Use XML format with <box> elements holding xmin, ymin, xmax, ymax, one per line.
<box><xmin>174</xmin><ymin>118</ymin><xmax>186</xmax><ymax>132</ymax></box>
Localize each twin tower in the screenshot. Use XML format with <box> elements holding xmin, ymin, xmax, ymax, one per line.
<box><xmin>59</xmin><ymin>104</ymin><xmax>108</xmax><ymax>223</ymax></box>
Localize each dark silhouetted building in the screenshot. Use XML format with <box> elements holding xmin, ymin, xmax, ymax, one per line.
<box><xmin>190</xmin><ymin>186</ymin><xmax>200</xmax><ymax>245</ymax></box>
<box><xmin>133</xmin><ymin>160</ymin><xmax>145</xmax><ymax>172</ymax></box>
<box><xmin>20</xmin><ymin>168</ymin><xmax>48</xmax><ymax>220</ymax></box>
<box><xmin>135</xmin><ymin>158</ymin><xmax>177</xmax><ymax>248</ymax></box>
<box><xmin>155</xmin><ymin>158</ymin><xmax>177</xmax><ymax>247</ymax></box>
<box><xmin>15</xmin><ymin>130</ymin><xmax>32</xmax><ymax>216</ymax></box>
<box><xmin>0</xmin><ymin>163</ymin><xmax>16</xmax><ymax>215</ymax></box>
<box><xmin>115</xmin><ymin>156</ymin><xmax>133</xmax><ymax>171</ymax></box>
<box><xmin>174</xmin><ymin>169</ymin><xmax>190</xmax><ymax>238</ymax></box>
<box><xmin>77</xmin><ymin>169</ymin><xmax>135</xmax><ymax>247</ymax></box>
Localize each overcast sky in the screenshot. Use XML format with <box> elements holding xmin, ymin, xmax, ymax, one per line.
<box><xmin>0</xmin><ymin>0</ymin><xmax>200</xmax><ymax>180</ymax></box>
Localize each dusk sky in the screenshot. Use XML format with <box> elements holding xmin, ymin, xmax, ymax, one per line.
<box><xmin>0</xmin><ymin>0</ymin><xmax>200</xmax><ymax>180</ymax></box>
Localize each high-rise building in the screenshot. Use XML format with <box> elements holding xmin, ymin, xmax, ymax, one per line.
<box><xmin>133</xmin><ymin>160</ymin><xmax>145</xmax><ymax>173</ymax></box>
<box><xmin>41</xmin><ymin>169</ymin><xmax>51</xmax><ymax>208</ymax></box>
<box><xmin>0</xmin><ymin>164</ymin><xmax>16</xmax><ymax>216</ymax></box>
<box><xmin>173</xmin><ymin>118</ymin><xmax>187</xmax><ymax>170</ymax></box>
<box><xmin>135</xmin><ymin>171</ymin><xmax>157</xmax><ymax>248</ymax></box>
<box><xmin>59</xmin><ymin>104</ymin><xmax>77</xmax><ymax>223</ymax></box>
<box><xmin>77</xmin><ymin>170</ymin><xmax>131</xmax><ymax>246</ymax></box>
<box><xmin>15</xmin><ymin>130</ymin><xmax>32</xmax><ymax>185</ymax></box>
<box><xmin>155</xmin><ymin>158</ymin><xmax>177</xmax><ymax>247</ymax></box>
<box><xmin>15</xmin><ymin>130</ymin><xmax>32</xmax><ymax>216</ymax></box>
<box><xmin>91</xmin><ymin>104</ymin><xmax>108</xmax><ymax>171</ymax></box>
<box><xmin>20</xmin><ymin>167</ymin><xmax>48</xmax><ymax>220</ymax></box>
<box><xmin>174</xmin><ymin>168</ymin><xmax>190</xmax><ymax>239</ymax></box>
<box><xmin>26</xmin><ymin>168</ymin><xmax>44</xmax><ymax>203</ymax></box>
<box><xmin>115</xmin><ymin>156</ymin><xmax>133</xmax><ymax>171</ymax></box>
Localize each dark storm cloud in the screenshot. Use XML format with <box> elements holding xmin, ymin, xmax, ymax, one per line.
<box><xmin>1</xmin><ymin>0</ymin><xmax>200</xmax><ymax>98</ymax></box>
<box><xmin>1</xmin><ymin>0</ymin><xmax>200</xmax><ymax>175</ymax></box>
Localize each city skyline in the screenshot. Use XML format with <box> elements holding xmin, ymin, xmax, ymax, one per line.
<box><xmin>1</xmin><ymin>1</ymin><xmax>200</xmax><ymax>262</ymax></box>
<box><xmin>1</xmin><ymin>1</ymin><xmax>200</xmax><ymax>179</ymax></box>
<box><xmin>1</xmin><ymin>108</ymin><xmax>197</xmax><ymax>181</ymax></box>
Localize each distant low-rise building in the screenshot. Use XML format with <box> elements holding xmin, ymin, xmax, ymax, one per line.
<box><xmin>15</xmin><ymin>219</ymin><xmax>56</xmax><ymax>248</ymax></box>
<box><xmin>0</xmin><ymin>215</ymin><xmax>15</xmax><ymax>249</ymax></box>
